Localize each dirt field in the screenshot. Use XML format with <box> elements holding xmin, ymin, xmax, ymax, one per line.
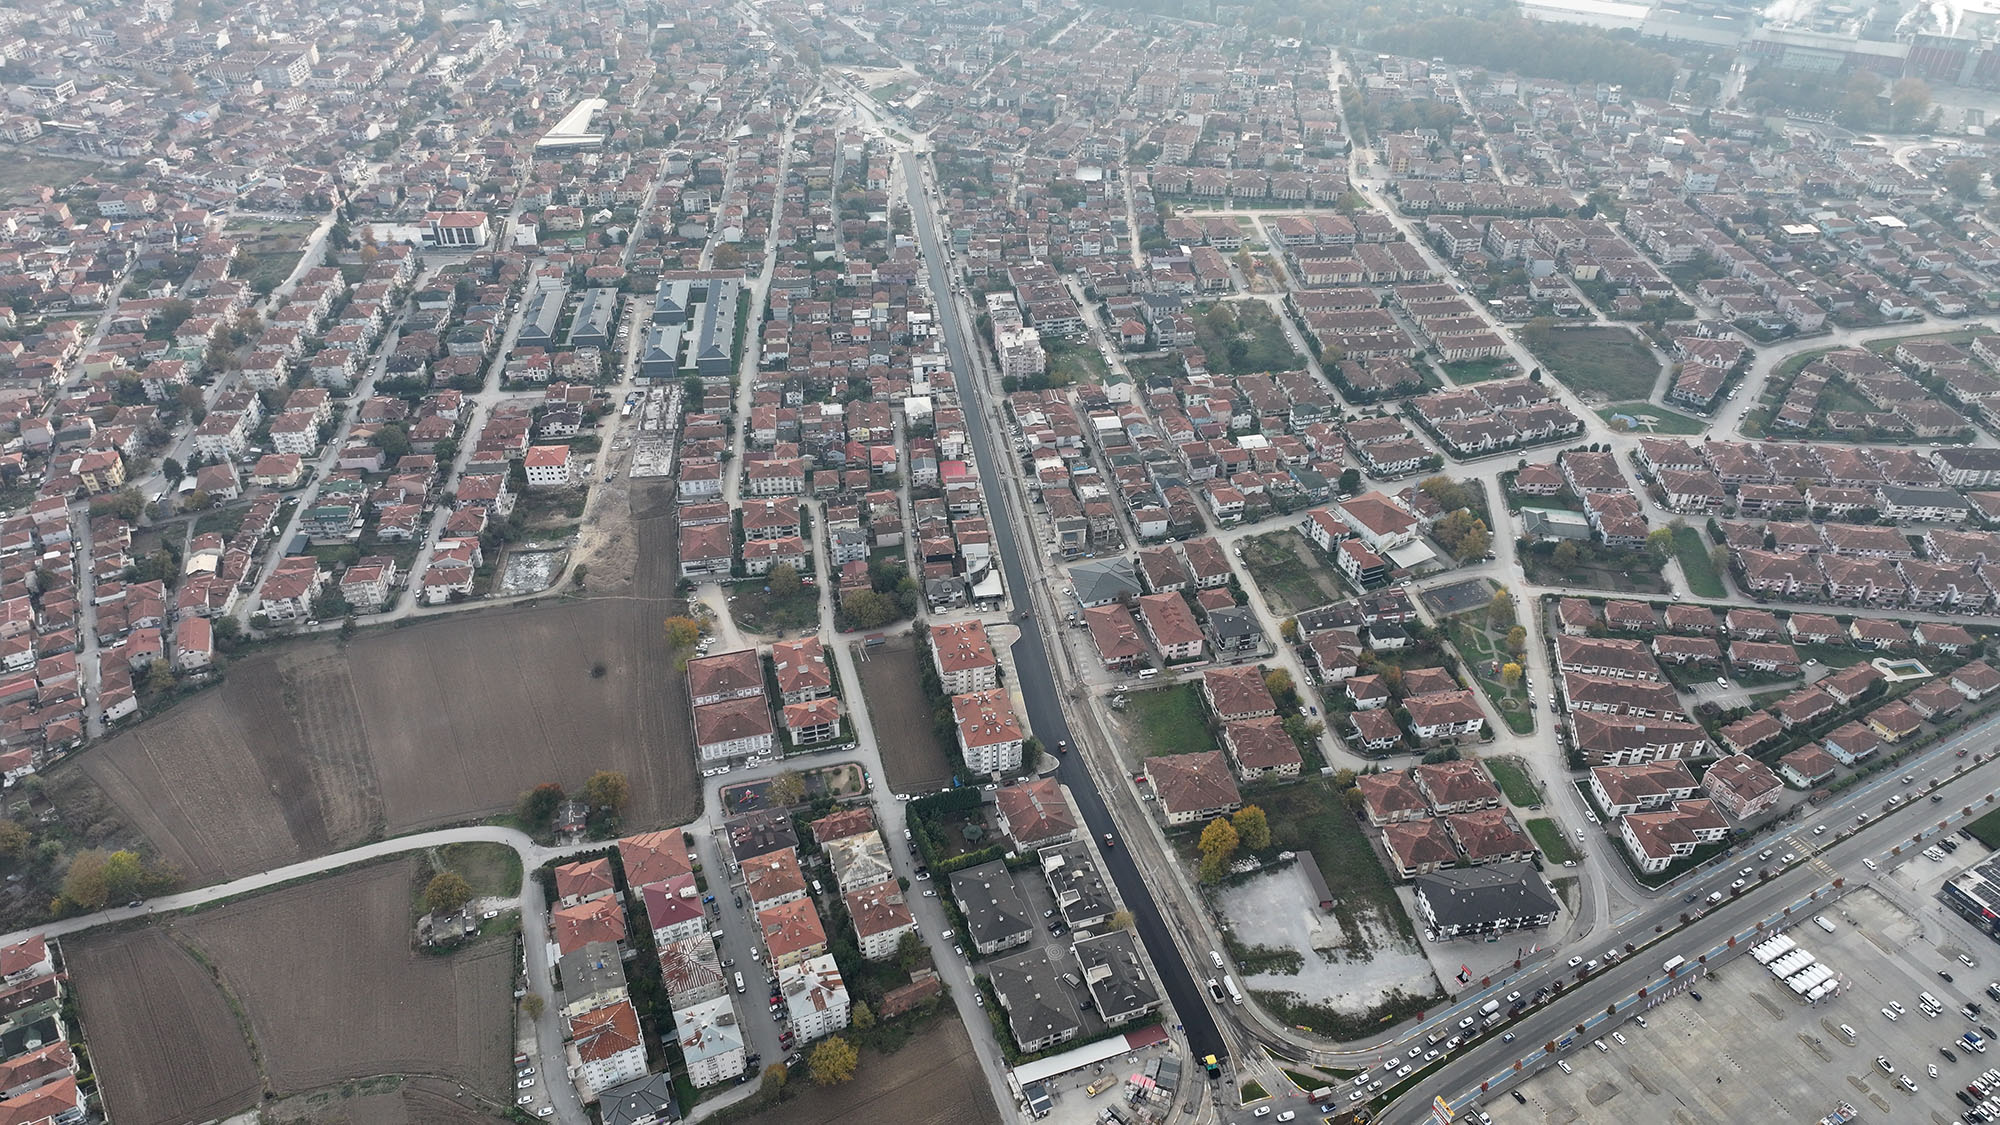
<box><xmin>854</xmin><ymin>630</ymin><xmax>953</xmax><ymax>793</ymax></box>
<box><xmin>73</xmin><ymin>483</ymin><xmax>696</xmax><ymax>883</ymax></box>
<box><xmin>176</xmin><ymin>859</ymin><xmax>516</xmax><ymax>1098</ymax></box>
<box><xmin>738</xmin><ymin>1015</ymin><xmax>999</xmax><ymax>1125</ymax></box>
<box><xmin>66</xmin><ymin>928</ymin><xmax>262</xmax><ymax>1125</ymax></box>
<box><xmin>263</xmin><ymin>1077</ymin><xmax>509</xmax><ymax>1125</ymax></box>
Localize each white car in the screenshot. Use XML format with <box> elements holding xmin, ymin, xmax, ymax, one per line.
<box><xmin>1254</xmin><ymin>1108</ymin><xmax>1272</xmax><ymax>1118</ymax></box>
<box><xmin>1883</xmin><ymin>1006</ymin><xmax>1901</xmax><ymax>1021</ymax></box>
<box><xmin>1568</xmin><ymin>956</ymin><xmax>1583</xmax><ymax>967</ymax></box>
<box><xmin>1864</xmin><ymin>858</ymin><xmax>1879</xmax><ymax>871</ymax></box>
<box><xmin>1396</xmin><ymin>1065</ymin><xmax>1413</xmax><ymax>1078</ymax></box>
<box><xmin>518</xmin><ymin>1078</ymin><xmax>537</xmax><ymax>1089</ymax></box>
<box><xmin>1612</xmin><ymin>1032</ymin><xmax>1628</xmax><ymax>1045</ymax></box>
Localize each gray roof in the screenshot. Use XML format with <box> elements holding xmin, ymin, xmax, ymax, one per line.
<box><xmin>558</xmin><ymin>939</ymin><xmax>628</xmax><ymax>1000</ymax></box>
<box><xmin>988</xmin><ymin>946</ymin><xmax>1084</xmax><ymax>1049</ymax></box>
<box><xmin>1073</xmin><ymin>930</ymin><xmax>1159</xmax><ymax>1025</ymax></box>
<box><xmin>599</xmin><ymin>1072</ymin><xmax>681</xmax><ymax>1125</ymax></box>
<box><xmin>1069</xmin><ymin>557</ymin><xmax>1141</xmax><ymax>607</ymax></box>
<box><xmin>1413</xmin><ymin>862</ymin><xmax>1559</xmax><ymax>929</ymax></box>
<box><xmin>948</xmin><ymin>859</ymin><xmax>1033</xmax><ymax>951</ymax></box>
<box><xmin>1208</xmin><ymin>606</ymin><xmax>1262</xmax><ymax>642</ymax></box>
<box><xmin>1040</xmin><ymin>841</ymin><xmax>1115</xmax><ymax>928</ymax></box>
<box><xmin>518</xmin><ymin>284</ymin><xmax>567</xmax><ymax>345</ymax></box>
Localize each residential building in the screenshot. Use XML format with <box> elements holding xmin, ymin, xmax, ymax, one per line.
<box><xmin>1413</xmin><ymin>863</ymin><xmax>1560</xmax><ymax>941</ymax></box>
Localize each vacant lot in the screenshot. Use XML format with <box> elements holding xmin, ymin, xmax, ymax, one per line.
<box><xmin>1241</xmin><ymin>531</ymin><xmax>1343</xmax><ymax>615</ymax></box>
<box><xmin>1255</xmin><ymin>782</ymin><xmax>1412</xmax><ymax>943</ymax></box>
<box><xmin>1484</xmin><ymin>756</ymin><xmax>1542</xmax><ymax>806</ymax></box>
<box><xmin>262</xmin><ymin>1077</ymin><xmax>503</xmax><ymax>1125</ymax></box>
<box><xmin>67</xmin><ymin>928</ymin><xmax>262</xmax><ymax>1125</ymax></box>
<box><xmin>1522</xmin><ymin>325</ymin><xmax>1660</xmax><ymax>403</ymax></box>
<box><xmin>737</xmin><ymin>1016</ymin><xmax>999</xmax><ymax>1125</ymax></box>
<box><xmin>79</xmin><ymin>484</ymin><xmax>695</xmax><ymax>881</ymax></box>
<box><xmin>0</xmin><ymin>155</ymin><xmax>98</xmax><ymax>201</ymax></box>
<box><xmin>857</xmin><ymin>631</ymin><xmax>954</xmax><ymax>793</ymax></box>
<box><xmin>1191</xmin><ymin>299</ymin><xmax>1303</xmax><ymax>375</ymax></box>
<box><xmin>178</xmin><ymin>859</ymin><xmax>515</xmax><ymax>1097</ymax></box>
<box><xmin>1117</xmin><ymin>683</ymin><xmax>1219</xmax><ymax>759</ymax></box>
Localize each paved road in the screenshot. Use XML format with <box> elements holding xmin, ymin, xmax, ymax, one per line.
<box><xmin>901</xmin><ymin>152</ymin><xmax>1228</xmax><ymax>1067</ymax></box>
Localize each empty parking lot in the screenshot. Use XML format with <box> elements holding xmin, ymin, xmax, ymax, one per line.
<box><xmin>1486</xmin><ymin>886</ymin><xmax>1990</xmax><ymax>1123</ymax></box>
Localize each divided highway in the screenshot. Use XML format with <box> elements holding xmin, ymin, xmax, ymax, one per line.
<box><xmin>900</xmin><ymin>153</ymin><xmax>1227</xmax><ymax>1064</ymax></box>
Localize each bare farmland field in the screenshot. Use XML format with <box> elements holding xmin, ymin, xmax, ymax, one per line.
<box><xmin>177</xmin><ymin>859</ymin><xmax>515</xmax><ymax>1097</ymax></box>
<box><xmin>74</xmin><ymin>484</ymin><xmax>695</xmax><ymax>882</ymax></box>
<box><xmin>855</xmin><ymin>631</ymin><xmax>953</xmax><ymax>793</ymax></box>
<box><xmin>738</xmin><ymin>1015</ymin><xmax>998</xmax><ymax>1125</ymax></box>
<box><xmin>66</xmin><ymin>928</ymin><xmax>261</xmax><ymax>1125</ymax></box>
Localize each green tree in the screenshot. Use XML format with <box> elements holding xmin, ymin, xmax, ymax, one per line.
<box><xmin>767</xmin><ymin>562</ymin><xmax>802</xmax><ymax>601</ymax></box>
<box><xmin>1232</xmin><ymin>805</ymin><xmax>1271</xmax><ymax>851</ymax></box>
<box><xmin>1553</xmin><ymin>541</ymin><xmax>1582</xmax><ymax>569</ymax></box>
<box><xmin>1501</xmin><ymin>662</ymin><xmax>1523</xmax><ymax>686</ymax></box>
<box><xmin>584</xmin><ymin>770</ymin><xmax>630</xmax><ymax>814</ymax></box>
<box><xmin>1332</xmin><ymin>768</ymin><xmax>1358</xmax><ymax>790</ymax></box>
<box><xmin>1279</xmin><ymin>618</ymin><xmax>1299</xmax><ymax>643</ymax></box>
<box><xmin>1487</xmin><ymin>589</ymin><xmax>1515</xmax><ymax>627</ymax></box>
<box><xmin>0</xmin><ymin>820</ymin><xmax>27</xmax><ymax>860</ymax></box>
<box><xmin>895</xmin><ymin>930</ymin><xmax>927</xmax><ymax>973</ymax></box>
<box><xmin>769</xmin><ymin>769</ymin><xmax>806</xmax><ymax>807</ymax></box>
<box><xmin>1645</xmin><ymin>526</ymin><xmax>1675</xmax><ymax>562</ymax></box>
<box><xmin>808</xmin><ymin>1036</ymin><xmax>859</xmax><ymax>1085</ymax></box>
<box><xmin>1343</xmin><ymin>787</ymin><xmax>1368</xmax><ymax>814</ymax></box>
<box><xmin>424</xmin><ymin>871</ymin><xmax>474</xmax><ymax>915</ymax></box>
<box><xmin>1107</xmin><ymin>909</ymin><xmax>1135</xmax><ymax>931</ymax></box>
<box><xmin>522</xmin><ymin>992</ymin><xmax>545</xmax><ymax>1020</ymax></box>
<box><xmin>1708</xmin><ymin>545</ymin><xmax>1733</xmax><ymax>575</ymax></box>
<box><xmin>851</xmin><ymin>1000</ymin><xmax>875</xmax><ymax>1029</ymax></box>
<box><xmin>841</xmin><ymin>590</ymin><xmax>900</xmax><ymax>628</ymax></box>
<box><xmin>1945</xmin><ymin>160</ymin><xmax>1985</xmax><ymax>200</ymax></box>
<box><xmin>160</xmin><ymin>457</ymin><xmax>184</xmax><ymax>483</ymax></box>
<box><xmin>516</xmin><ymin>783</ymin><xmax>564</xmax><ymax>827</ymax></box>
<box><xmin>664</xmin><ymin>616</ymin><xmax>702</xmax><ymax>648</ymax></box>
<box><xmin>145</xmin><ymin>660</ymin><xmax>177</xmax><ymax>694</ymax></box>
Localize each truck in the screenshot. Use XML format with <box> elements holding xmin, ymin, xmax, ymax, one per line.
<box><xmin>1223</xmin><ymin>976</ymin><xmax>1244</xmax><ymax>1005</ymax></box>
<box><xmin>1308</xmin><ymin>1087</ymin><xmax>1334</xmax><ymax>1103</ymax></box>
<box><xmin>1086</xmin><ymin>1078</ymin><xmax>1114</xmax><ymax>1098</ymax></box>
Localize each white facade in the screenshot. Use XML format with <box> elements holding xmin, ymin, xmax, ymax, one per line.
<box><xmin>779</xmin><ymin>953</ymin><xmax>850</xmax><ymax>1043</ymax></box>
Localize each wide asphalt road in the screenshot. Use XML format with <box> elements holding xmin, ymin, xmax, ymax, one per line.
<box><xmin>1384</xmin><ymin>738</ymin><xmax>2000</xmax><ymax>1124</ymax></box>
<box><xmin>901</xmin><ymin>153</ymin><xmax>1226</xmax><ymax>1064</ymax></box>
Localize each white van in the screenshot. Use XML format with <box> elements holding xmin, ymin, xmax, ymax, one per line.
<box><xmin>1813</xmin><ymin>915</ymin><xmax>1837</xmax><ymax>933</ymax></box>
<box><xmin>734</xmin><ymin>972</ymin><xmax>746</xmax><ymax>993</ymax></box>
<box><xmin>1137</xmin><ymin>668</ymin><xmax>1159</xmax><ymax>680</ymax></box>
<box><xmin>1210</xmin><ymin>950</ymin><xmax>1225</xmax><ymax>969</ymax></box>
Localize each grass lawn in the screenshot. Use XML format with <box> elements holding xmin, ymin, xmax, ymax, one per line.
<box><xmin>728</xmin><ymin>579</ymin><xmax>821</xmax><ymax>633</ymax></box>
<box><xmin>1522</xmin><ymin>324</ymin><xmax>1660</xmax><ymax>402</ymax></box>
<box><xmin>1525</xmin><ymin>818</ymin><xmax>1577</xmax><ymax>864</ymax></box>
<box><xmin>1795</xmin><ymin>643</ymin><xmax>1874</xmax><ymax>669</ymax></box>
<box><xmin>1191</xmin><ymin>300</ymin><xmax>1303</xmax><ymax>375</ymax></box>
<box><xmin>1969</xmin><ymin>806</ymin><xmax>2000</xmax><ymax>849</ymax></box>
<box><xmin>1240</xmin><ymin>531</ymin><xmax>1343</xmax><ymax>616</ymax></box>
<box><xmin>1122</xmin><ymin>683</ymin><xmax>1220</xmax><ymax>758</ymax></box>
<box><xmin>1521</xmin><ymin>544</ymin><xmax>1671</xmax><ymax>594</ymax></box>
<box><xmin>1252</xmin><ymin>782</ymin><xmax>1415</xmax><ymax>945</ymax></box>
<box><xmin>1673</xmin><ymin>526</ymin><xmax>1725</xmax><ymax>598</ymax></box>
<box><xmin>1240</xmin><ymin>1080</ymin><xmax>1269</xmax><ymax>1103</ymax></box>
<box><xmin>1126</xmin><ymin>355</ymin><xmax>1184</xmax><ymax>382</ymax></box>
<box><xmin>1046</xmin><ymin>338</ymin><xmax>1109</xmax><ymax>385</ymax></box>
<box><xmin>1598</xmin><ymin>404</ymin><xmax>1708</xmax><ymax>435</ymax></box>
<box><xmin>1484</xmin><ymin>756</ymin><xmax>1542</xmax><ymax>806</ymax></box>
<box><xmin>434</xmin><ymin>841</ymin><xmax>524</xmax><ymax>897</ymax></box>
<box><xmin>1439</xmin><ymin>609</ymin><xmax>1534</xmax><ymax>735</ymax></box>
<box><xmin>1443</xmin><ymin>357</ymin><xmax>1514</xmax><ymax>384</ymax></box>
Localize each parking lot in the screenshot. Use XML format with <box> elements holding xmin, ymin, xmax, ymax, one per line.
<box><xmin>1486</xmin><ymin>886</ymin><xmax>1991</xmax><ymax>1123</ymax></box>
